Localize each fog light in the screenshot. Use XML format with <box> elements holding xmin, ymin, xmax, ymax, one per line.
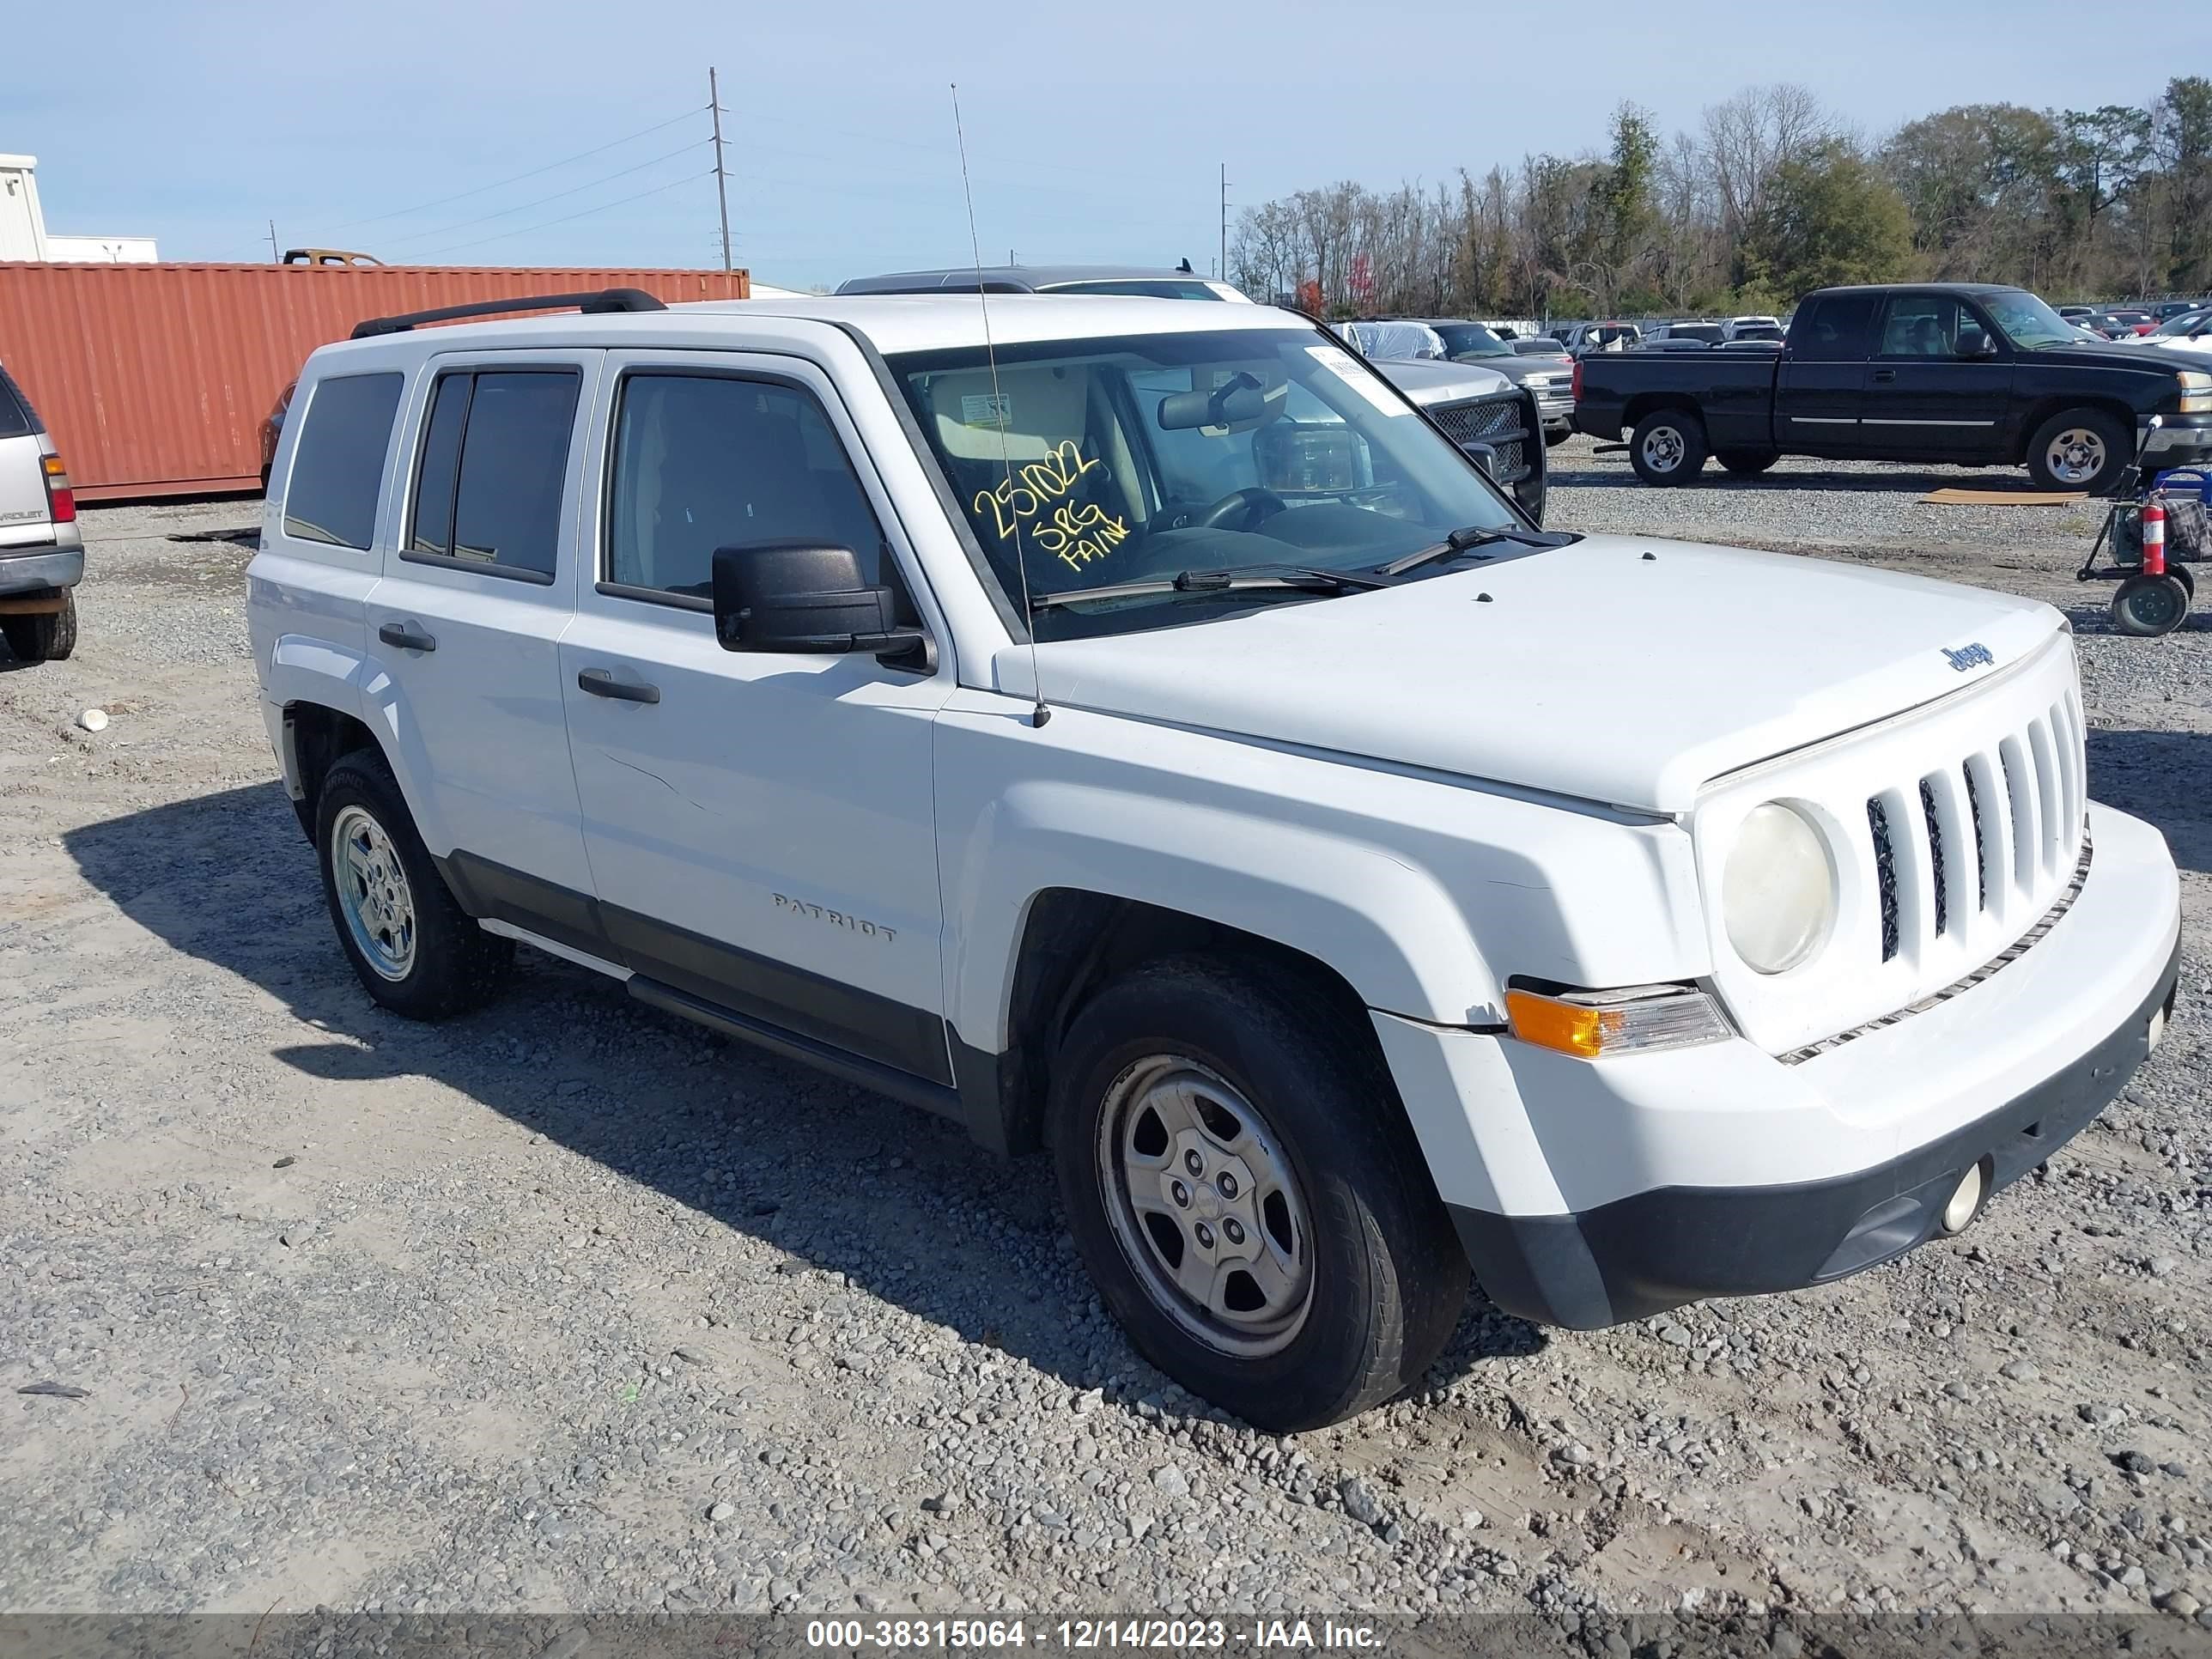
<box><xmin>1940</xmin><ymin>1164</ymin><xmax>1985</xmax><ymax>1235</ymax></box>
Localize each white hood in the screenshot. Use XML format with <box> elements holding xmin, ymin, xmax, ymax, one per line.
<box><xmin>994</xmin><ymin>535</ymin><xmax>2063</xmax><ymax>813</ymax></box>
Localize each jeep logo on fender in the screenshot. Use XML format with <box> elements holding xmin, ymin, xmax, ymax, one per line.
<box><xmin>1942</xmin><ymin>642</ymin><xmax>1994</xmax><ymax>672</ymax></box>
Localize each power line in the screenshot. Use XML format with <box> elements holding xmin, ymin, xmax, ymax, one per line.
<box><xmin>322</xmin><ymin>106</ymin><xmax>707</xmax><ymax>234</ymax></box>
<box><xmin>416</xmin><ymin>169</ymin><xmax>716</xmax><ymax>258</ymax></box>
<box><xmin>377</xmin><ymin>140</ymin><xmax>712</xmax><ymax>247</ymax></box>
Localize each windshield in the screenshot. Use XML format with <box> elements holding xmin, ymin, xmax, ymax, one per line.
<box><xmin>1981</xmin><ymin>291</ymin><xmax>2078</xmax><ymax>349</ymax></box>
<box><xmin>888</xmin><ymin>327</ymin><xmax>1524</xmax><ymax>639</ymax></box>
<box><xmin>1431</xmin><ymin>323</ymin><xmax>1511</xmax><ymax>359</ymax></box>
<box><xmin>2152</xmin><ymin>308</ymin><xmax>2212</xmax><ymax>337</ymax></box>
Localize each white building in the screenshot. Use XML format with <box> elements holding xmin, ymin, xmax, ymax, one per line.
<box><xmin>0</xmin><ymin>155</ymin><xmax>157</xmax><ymax>263</ymax></box>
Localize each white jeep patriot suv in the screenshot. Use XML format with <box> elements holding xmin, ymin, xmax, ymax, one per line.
<box><xmin>250</xmin><ymin>287</ymin><xmax>2180</xmax><ymax>1431</ymax></box>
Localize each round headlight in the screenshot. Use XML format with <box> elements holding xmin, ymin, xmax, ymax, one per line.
<box><xmin>1723</xmin><ymin>802</ymin><xmax>1835</xmax><ymax>974</ymax></box>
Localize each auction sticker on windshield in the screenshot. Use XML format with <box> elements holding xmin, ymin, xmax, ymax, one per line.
<box><xmin>1305</xmin><ymin>346</ymin><xmax>1409</xmax><ymax>416</ymax></box>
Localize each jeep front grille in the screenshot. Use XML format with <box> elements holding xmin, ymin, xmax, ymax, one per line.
<box><xmin>1862</xmin><ymin>696</ymin><xmax>2083</xmax><ymax>975</ymax></box>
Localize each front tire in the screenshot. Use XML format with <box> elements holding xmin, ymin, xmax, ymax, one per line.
<box><xmin>2027</xmin><ymin>408</ymin><xmax>2130</xmax><ymax>495</ymax></box>
<box><xmin>1050</xmin><ymin>957</ymin><xmax>1468</xmax><ymax>1432</ymax></box>
<box><xmin>1</xmin><ymin>592</ymin><xmax>77</xmax><ymax>663</ymax></box>
<box><xmin>315</xmin><ymin>750</ymin><xmax>512</xmax><ymax>1018</ymax></box>
<box><xmin>1630</xmin><ymin>410</ymin><xmax>1708</xmax><ymax>485</ymax></box>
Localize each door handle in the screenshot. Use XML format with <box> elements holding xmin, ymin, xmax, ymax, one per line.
<box><xmin>377</xmin><ymin>622</ymin><xmax>436</xmax><ymax>653</ymax></box>
<box><xmin>577</xmin><ymin>667</ymin><xmax>660</xmax><ymax>704</ymax></box>
<box><xmin>1870</xmin><ymin>369</ymin><xmax>1898</xmax><ymax>383</ymax></box>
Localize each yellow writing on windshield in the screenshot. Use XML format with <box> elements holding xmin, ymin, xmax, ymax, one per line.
<box><xmin>974</xmin><ymin>440</ymin><xmax>1109</xmax><ymax>540</ymax></box>
<box><xmin>1033</xmin><ymin>501</ymin><xmax>1129</xmax><ymax>572</ymax></box>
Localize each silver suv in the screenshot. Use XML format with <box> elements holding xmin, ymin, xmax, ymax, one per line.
<box><xmin>0</xmin><ymin>363</ymin><xmax>81</xmax><ymax>664</ymax></box>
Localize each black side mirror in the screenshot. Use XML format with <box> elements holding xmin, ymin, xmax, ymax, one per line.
<box><xmin>1461</xmin><ymin>441</ymin><xmax>1498</xmax><ymax>477</ymax></box>
<box><xmin>1958</xmin><ymin>331</ymin><xmax>1997</xmax><ymax>358</ymax></box>
<box><xmin>711</xmin><ymin>543</ymin><xmax>931</xmax><ymax>668</ymax></box>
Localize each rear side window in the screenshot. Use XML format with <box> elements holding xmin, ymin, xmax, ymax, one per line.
<box><xmin>0</xmin><ymin>365</ymin><xmax>37</xmax><ymax>440</ymax></box>
<box><xmin>406</xmin><ymin>368</ymin><xmax>580</xmax><ymax>582</ymax></box>
<box><xmin>1794</xmin><ymin>295</ymin><xmax>1877</xmax><ymax>361</ymax></box>
<box><xmin>604</xmin><ymin>373</ymin><xmax>887</xmax><ymax>601</ymax></box>
<box><xmin>283</xmin><ymin>373</ymin><xmax>403</xmax><ymax>549</ymax></box>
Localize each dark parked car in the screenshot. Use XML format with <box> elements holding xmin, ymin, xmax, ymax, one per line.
<box><xmin>1572</xmin><ymin>283</ymin><xmax>2212</xmax><ymax>492</ymax></box>
<box><xmin>1404</xmin><ymin>319</ymin><xmax>1573</xmax><ymax>444</ymax></box>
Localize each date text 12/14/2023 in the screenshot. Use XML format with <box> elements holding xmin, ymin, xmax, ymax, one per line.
<box><xmin>803</xmin><ymin>1619</ymin><xmax>1384</xmax><ymax>1650</ymax></box>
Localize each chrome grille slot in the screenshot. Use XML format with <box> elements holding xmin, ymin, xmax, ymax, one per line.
<box><xmin>1918</xmin><ymin>778</ymin><xmax>1948</xmax><ymax>937</ymax></box>
<box><xmin>2026</xmin><ymin>716</ymin><xmax>2062</xmax><ymax>878</ymax></box>
<box><xmin>1961</xmin><ymin>761</ymin><xmax>1989</xmax><ymax>911</ymax></box>
<box><xmin>1998</xmin><ymin>736</ymin><xmax>2038</xmax><ymax>892</ymax></box>
<box><xmin>1868</xmin><ymin>797</ymin><xmax>1900</xmax><ymax>962</ymax></box>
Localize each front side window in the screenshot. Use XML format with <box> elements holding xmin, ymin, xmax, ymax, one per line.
<box><xmin>406</xmin><ymin>368</ymin><xmax>580</xmax><ymax>580</ymax></box>
<box><xmin>283</xmin><ymin>371</ymin><xmax>403</xmax><ymax>550</ymax></box>
<box><xmin>605</xmin><ymin>373</ymin><xmax>888</xmax><ymax>600</ymax></box>
<box><xmin>1875</xmin><ymin>295</ymin><xmax>1974</xmax><ymax>358</ymax></box>
<box><xmin>888</xmin><ymin>327</ymin><xmax>1525</xmax><ymax>639</ymax></box>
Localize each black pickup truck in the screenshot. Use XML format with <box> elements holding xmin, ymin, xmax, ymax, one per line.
<box><xmin>1573</xmin><ymin>283</ymin><xmax>2212</xmax><ymax>493</ymax></box>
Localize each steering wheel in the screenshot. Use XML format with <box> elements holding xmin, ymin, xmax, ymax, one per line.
<box><xmin>1194</xmin><ymin>487</ymin><xmax>1287</xmax><ymax>532</ymax></box>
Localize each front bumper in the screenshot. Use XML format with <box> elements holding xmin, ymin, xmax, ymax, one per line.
<box><xmin>2142</xmin><ymin>414</ymin><xmax>2212</xmax><ymax>464</ymax></box>
<box><xmin>0</xmin><ymin>546</ymin><xmax>83</xmax><ymax>596</ymax></box>
<box><xmin>1375</xmin><ymin>801</ymin><xmax>2181</xmax><ymax>1328</ymax></box>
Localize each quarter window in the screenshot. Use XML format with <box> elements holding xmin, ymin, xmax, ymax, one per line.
<box><xmin>1794</xmin><ymin>295</ymin><xmax>1876</xmax><ymax>361</ymax></box>
<box><xmin>406</xmin><ymin>368</ymin><xmax>580</xmax><ymax>581</ymax></box>
<box><xmin>283</xmin><ymin>371</ymin><xmax>403</xmax><ymax>550</ymax></box>
<box><xmin>605</xmin><ymin>373</ymin><xmax>888</xmax><ymax>600</ymax></box>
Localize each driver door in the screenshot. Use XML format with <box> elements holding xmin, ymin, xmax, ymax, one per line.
<box><xmin>557</xmin><ymin>351</ymin><xmax>960</xmax><ymax>1088</ymax></box>
<box><xmin>1860</xmin><ymin>292</ymin><xmax>2013</xmax><ymax>462</ymax></box>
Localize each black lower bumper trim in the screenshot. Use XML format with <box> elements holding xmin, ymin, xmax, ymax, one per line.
<box><xmin>1451</xmin><ymin>936</ymin><xmax>2179</xmax><ymax>1329</ymax></box>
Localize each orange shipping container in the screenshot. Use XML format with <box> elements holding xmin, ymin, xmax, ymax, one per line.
<box><xmin>0</xmin><ymin>262</ymin><xmax>752</xmax><ymax>501</ymax></box>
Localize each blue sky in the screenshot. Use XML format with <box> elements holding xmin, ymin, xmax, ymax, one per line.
<box><xmin>12</xmin><ymin>0</ymin><xmax>2180</xmax><ymax>290</ymax></box>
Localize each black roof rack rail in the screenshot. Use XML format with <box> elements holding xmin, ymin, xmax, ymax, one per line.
<box><xmin>349</xmin><ymin>288</ymin><xmax>667</xmax><ymax>340</ymax></box>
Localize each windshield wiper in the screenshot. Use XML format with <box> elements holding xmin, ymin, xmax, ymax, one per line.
<box><xmin>1033</xmin><ymin>562</ymin><xmax>1384</xmax><ymax>611</ymax></box>
<box><xmin>1377</xmin><ymin>525</ymin><xmax>1578</xmax><ymax>577</ymax></box>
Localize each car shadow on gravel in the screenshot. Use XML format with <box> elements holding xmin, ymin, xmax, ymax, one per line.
<box><xmin>1548</xmin><ymin>462</ymin><xmax>2041</xmax><ymax>494</ymax></box>
<box><xmin>2084</xmin><ymin>727</ymin><xmax>2212</xmax><ymax>876</ymax></box>
<box><xmin>65</xmin><ymin>781</ymin><xmax>1545</xmax><ymax>1413</ymax></box>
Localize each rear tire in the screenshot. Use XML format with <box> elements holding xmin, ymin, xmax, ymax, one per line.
<box><xmin>314</xmin><ymin>749</ymin><xmax>512</xmax><ymax>1018</ymax></box>
<box><xmin>1050</xmin><ymin>956</ymin><xmax>1468</xmax><ymax>1432</ymax></box>
<box><xmin>1543</xmin><ymin>428</ymin><xmax>1570</xmax><ymax>448</ymax></box>
<box><xmin>2110</xmin><ymin>573</ymin><xmax>2191</xmax><ymax>637</ymax></box>
<box><xmin>2027</xmin><ymin>408</ymin><xmax>2130</xmax><ymax>495</ymax></box>
<box><xmin>1629</xmin><ymin>410</ymin><xmax>1708</xmax><ymax>486</ymax></box>
<box><xmin>1</xmin><ymin>592</ymin><xmax>77</xmax><ymax>664</ymax></box>
<box><xmin>1717</xmin><ymin>448</ymin><xmax>1779</xmax><ymax>477</ymax></box>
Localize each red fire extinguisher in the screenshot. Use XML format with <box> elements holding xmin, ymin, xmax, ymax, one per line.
<box><xmin>2142</xmin><ymin>499</ymin><xmax>2166</xmax><ymax>577</ymax></box>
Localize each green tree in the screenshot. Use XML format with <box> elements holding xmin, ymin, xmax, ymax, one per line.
<box><xmin>2157</xmin><ymin>76</ymin><xmax>2212</xmax><ymax>289</ymax></box>
<box><xmin>1742</xmin><ymin>142</ymin><xmax>1914</xmax><ymax>298</ymax></box>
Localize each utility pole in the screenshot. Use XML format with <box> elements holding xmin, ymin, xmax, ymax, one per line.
<box><xmin>708</xmin><ymin>67</ymin><xmax>732</xmax><ymax>274</ymax></box>
<box><xmin>267</xmin><ymin>219</ymin><xmax>279</xmax><ymax>263</ymax></box>
<box><xmin>1218</xmin><ymin>164</ymin><xmax>1230</xmax><ymax>287</ymax></box>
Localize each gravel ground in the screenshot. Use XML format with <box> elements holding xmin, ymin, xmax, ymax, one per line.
<box><xmin>2</xmin><ymin>476</ymin><xmax>2209</xmax><ymax>1643</ymax></box>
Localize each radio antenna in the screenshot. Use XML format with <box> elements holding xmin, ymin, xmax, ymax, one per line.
<box><xmin>951</xmin><ymin>82</ymin><xmax>1048</xmax><ymax>728</ymax></box>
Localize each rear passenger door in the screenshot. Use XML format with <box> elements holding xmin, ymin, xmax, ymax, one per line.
<box><xmin>365</xmin><ymin>351</ymin><xmax>600</xmax><ymax>923</ymax></box>
<box><xmin>1775</xmin><ymin>291</ymin><xmax>1875</xmax><ymax>450</ymax></box>
<box><xmin>558</xmin><ymin>352</ymin><xmax>956</xmax><ymax>1086</ymax></box>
